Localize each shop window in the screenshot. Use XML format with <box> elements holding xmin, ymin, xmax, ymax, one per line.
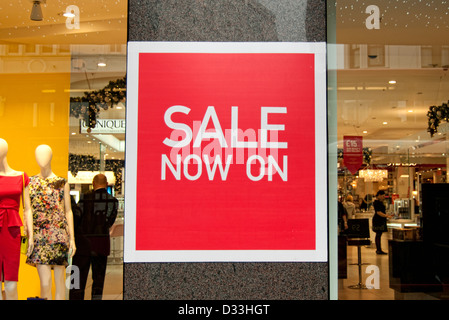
<box><xmin>334</xmin><ymin>0</ymin><xmax>449</xmax><ymax>300</ymax></box>
<box><xmin>0</xmin><ymin>0</ymin><xmax>127</xmax><ymax>300</ymax></box>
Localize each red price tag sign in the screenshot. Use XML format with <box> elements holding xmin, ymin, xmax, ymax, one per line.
<box><xmin>343</xmin><ymin>136</ymin><xmax>363</xmax><ymax>175</ymax></box>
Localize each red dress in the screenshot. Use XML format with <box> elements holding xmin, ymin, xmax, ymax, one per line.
<box><xmin>0</xmin><ymin>173</ymin><xmax>29</xmax><ymax>282</ymax></box>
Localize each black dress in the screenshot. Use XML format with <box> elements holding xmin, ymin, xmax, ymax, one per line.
<box><xmin>372</xmin><ymin>199</ymin><xmax>387</xmax><ymax>233</ymax></box>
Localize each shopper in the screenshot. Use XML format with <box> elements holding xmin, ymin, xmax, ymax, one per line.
<box><xmin>372</xmin><ymin>190</ymin><xmax>393</xmax><ymax>254</ymax></box>
<box><xmin>360</xmin><ymin>194</ymin><xmax>368</xmax><ymax>212</ymax></box>
<box><xmin>69</xmin><ymin>173</ymin><xmax>118</xmax><ymax>300</ymax></box>
<box><xmin>338</xmin><ymin>198</ymin><xmax>348</xmax><ymax>233</ymax></box>
<box><xmin>343</xmin><ymin>194</ymin><xmax>356</xmax><ymax>219</ymax></box>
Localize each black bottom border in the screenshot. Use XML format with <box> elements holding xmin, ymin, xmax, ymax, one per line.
<box><xmin>1</xmin><ymin>299</ymin><xmax>442</xmax><ymax>317</ymax></box>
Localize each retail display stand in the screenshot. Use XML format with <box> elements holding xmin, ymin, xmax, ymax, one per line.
<box><xmin>346</xmin><ymin>219</ymin><xmax>371</xmax><ymax>289</ymax></box>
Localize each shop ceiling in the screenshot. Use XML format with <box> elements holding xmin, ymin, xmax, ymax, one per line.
<box><xmin>334</xmin><ymin>1</ymin><xmax>449</xmax><ymax>167</ymax></box>
<box><xmin>1</xmin><ymin>1</ymin><xmax>449</xmax><ymax>165</ymax></box>
<box><xmin>0</xmin><ymin>0</ymin><xmax>127</xmax><ymax>160</ymax></box>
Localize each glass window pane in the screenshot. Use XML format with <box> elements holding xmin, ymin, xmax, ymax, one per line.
<box><xmin>334</xmin><ymin>0</ymin><xmax>449</xmax><ymax>300</ymax></box>
<box><xmin>0</xmin><ymin>0</ymin><xmax>127</xmax><ymax>300</ymax></box>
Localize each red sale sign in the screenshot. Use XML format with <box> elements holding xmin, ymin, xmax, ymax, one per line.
<box><xmin>343</xmin><ymin>136</ymin><xmax>363</xmax><ymax>175</ymax></box>
<box><xmin>125</xmin><ymin>42</ymin><xmax>327</xmax><ymax>262</ymax></box>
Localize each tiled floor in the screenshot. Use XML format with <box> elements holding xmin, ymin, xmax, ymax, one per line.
<box><xmin>338</xmin><ymin>232</ymin><xmax>396</xmax><ymax>300</ymax></box>
<box><xmin>82</xmin><ymin>233</ymin><xmax>124</xmax><ymax>300</ymax></box>
<box><xmin>82</xmin><ymin>262</ymin><xmax>123</xmax><ymax>300</ymax></box>
<box><xmin>338</xmin><ymin>229</ymin><xmax>442</xmax><ymax>300</ymax></box>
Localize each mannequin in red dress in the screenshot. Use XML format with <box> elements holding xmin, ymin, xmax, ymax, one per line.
<box><xmin>28</xmin><ymin>144</ymin><xmax>76</xmax><ymax>300</ymax></box>
<box><xmin>0</xmin><ymin>138</ymin><xmax>33</xmax><ymax>300</ymax></box>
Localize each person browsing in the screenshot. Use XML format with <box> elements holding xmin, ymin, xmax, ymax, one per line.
<box><xmin>69</xmin><ymin>173</ymin><xmax>118</xmax><ymax>300</ymax></box>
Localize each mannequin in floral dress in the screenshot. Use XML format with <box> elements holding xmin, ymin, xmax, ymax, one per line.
<box><xmin>0</xmin><ymin>138</ymin><xmax>33</xmax><ymax>300</ymax></box>
<box><xmin>26</xmin><ymin>144</ymin><xmax>76</xmax><ymax>300</ymax></box>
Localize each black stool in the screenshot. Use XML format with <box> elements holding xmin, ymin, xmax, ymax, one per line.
<box><xmin>347</xmin><ymin>238</ymin><xmax>371</xmax><ymax>289</ymax></box>
<box><xmin>345</xmin><ymin>219</ymin><xmax>371</xmax><ymax>289</ymax></box>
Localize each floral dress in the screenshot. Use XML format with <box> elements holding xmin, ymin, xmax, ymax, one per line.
<box><xmin>26</xmin><ymin>175</ymin><xmax>69</xmax><ymax>267</ymax></box>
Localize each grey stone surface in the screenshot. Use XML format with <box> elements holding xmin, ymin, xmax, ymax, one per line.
<box><xmin>124</xmin><ymin>262</ymin><xmax>328</xmax><ymax>300</ymax></box>
<box><xmin>128</xmin><ymin>0</ymin><xmax>326</xmax><ymax>42</ymax></box>
<box><xmin>125</xmin><ymin>0</ymin><xmax>328</xmax><ymax>300</ymax></box>
<box><xmin>128</xmin><ymin>0</ymin><xmax>278</xmax><ymax>41</ymax></box>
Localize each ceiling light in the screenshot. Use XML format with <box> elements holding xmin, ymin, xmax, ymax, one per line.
<box><xmin>97</xmin><ymin>58</ymin><xmax>107</xmax><ymax>67</ymax></box>
<box><xmin>389</xmin><ymin>80</ymin><xmax>397</xmax><ymax>84</ymax></box>
<box><xmin>366</xmin><ymin>86</ymin><xmax>387</xmax><ymax>90</ymax></box>
<box><xmin>408</xmin><ymin>110</ymin><xmax>414</xmax><ymax>113</ymax></box>
<box><xmin>338</xmin><ymin>87</ymin><xmax>356</xmax><ymax>91</ymax></box>
<box><xmin>359</xmin><ymin>169</ymin><xmax>388</xmax><ymax>182</ymax></box>
<box><xmin>362</xmin><ymin>130</ymin><xmax>368</xmax><ymax>134</ymax></box>
<box><xmin>30</xmin><ymin>0</ymin><xmax>45</xmax><ymax>21</ymax></box>
<box><xmin>63</xmin><ymin>11</ymin><xmax>75</xmax><ymax>18</ymax></box>
<box><xmin>382</xmin><ymin>121</ymin><xmax>388</xmax><ymax>125</ymax></box>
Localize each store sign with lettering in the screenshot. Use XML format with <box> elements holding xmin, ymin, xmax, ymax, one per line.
<box><xmin>124</xmin><ymin>42</ymin><xmax>327</xmax><ymax>262</ymax></box>
<box><xmin>80</xmin><ymin>119</ymin><xmax>126</xmax><ymax>134</ymax></box>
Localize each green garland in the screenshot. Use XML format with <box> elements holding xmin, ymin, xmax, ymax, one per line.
<box><xmin>337</xmin><ymin>147</ymin><xmax>372</xmax><ymax>165</ymax></box>
<box><xmin>68</xmin><ymin>78</ymin><xmax>126</xmax><ymax>191</ymax></box>
<box><xmin>70</xmin><ymin>77</ymin><xmax>126</xmax><ymax>131</ymax></box>
<box><xmin>427</xmin><ymin>102</ymin><xmax>449</xmax><ymax>137</ymax></box>
<box><xmin>68</xmin><ymin>153</ymin><xmax>125</xmax><ymax>194</ymax></box>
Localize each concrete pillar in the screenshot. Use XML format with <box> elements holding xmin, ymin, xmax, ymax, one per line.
<box><xmin>125</xmin><ymin>0</ymin><xmax>328</xmax><ymax>300</ymax></box>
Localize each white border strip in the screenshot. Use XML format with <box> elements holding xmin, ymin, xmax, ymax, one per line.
<box><xmin>124</xmin><ymin>41</ymin><xmax>328</xmax><ymax>263</ymax></box>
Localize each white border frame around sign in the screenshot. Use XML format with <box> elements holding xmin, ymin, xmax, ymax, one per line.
<box><xmin>124</xmin><ymin>42</ymin><xmax>328</xmax><ymax>263</ymax></box>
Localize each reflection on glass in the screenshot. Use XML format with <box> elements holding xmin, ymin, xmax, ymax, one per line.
<box><xmin>0</xmin><ymin>0</ymin><xmax>127</xmax><ymax>300</ymax></box>
<box><xmin>335</xmin><ymin>0</ymin><xmax>449</xmax><ymax>300</ymax></box>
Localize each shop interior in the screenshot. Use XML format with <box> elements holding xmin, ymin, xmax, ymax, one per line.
<box><xmin>335</xmin><ymin>2</ymin><xmax>449</xmax><ymax>299</ymax></box>
<box><xmin>2</xmin><ymin>0</ymin><xmax>449</xmax><ymax>300</ymax></box>
<box><xmin>0</xmin><ymin>0</ymin><xmax>126</xmax><ymax>300</ymax></box>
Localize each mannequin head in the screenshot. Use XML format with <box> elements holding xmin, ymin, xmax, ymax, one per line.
<box><xmin>0</xmin><ymin>138</ymin><xmax>8</xmax><ymax>159</ymax></box>
<box><xmin>35</xmin><ymin>144</ymin><xmax>53</xmax><ymax>168</ymax></box>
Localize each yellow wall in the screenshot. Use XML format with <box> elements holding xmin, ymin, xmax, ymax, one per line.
<box><xmin>0</xmin><ymin>72</ymin><xmax>71</xmax><ymax>300</ymax></box>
